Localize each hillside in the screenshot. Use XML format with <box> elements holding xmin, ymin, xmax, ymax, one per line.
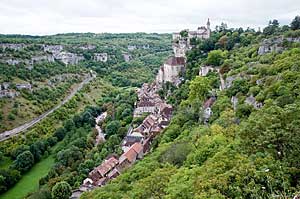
<box><xmin>82</xmin><ymin>19</ymin><xmax>300</xmax><ymax>198</ymax></box>
<box><xmin>0</xmin><ymin>33</ymin><xmax>172</xmax><ymax>198</ymax></box>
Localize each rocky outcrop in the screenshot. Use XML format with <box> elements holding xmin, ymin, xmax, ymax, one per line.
<box><xmin>94</xmin><ymin>53</ymin><xmax>108</xmax><ymax>62</ymax></box>
<box><xmin>245</xmin><ymin>95</ymin><xmax>262</xmax><ymax>109</ymax></box>
<box><xmin>258</xmin><ymin>36</ymin><xmax>300</xmax><ymax>55</ymax></box>
<box><xmin>258</xmin><ymin>37</ymin><xmax>284</xmax><ymax>55</ymax></box>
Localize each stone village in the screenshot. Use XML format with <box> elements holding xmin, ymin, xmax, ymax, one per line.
<box><xmin>71</xmin><ymin>19</ymin><xmax>213</xmax><ymax>198</ymax></box>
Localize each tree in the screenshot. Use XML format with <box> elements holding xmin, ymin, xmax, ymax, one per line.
<box><xmin>51</xmin><ymin>181</ymin><xmax>72</xmax><ymax>199</ymax></box>
<box><xmin>105</xmin><ymin>120</ymin><xmax>121</xmax><ymax>137</ymax></box>
<box><xmin>159</xmin><ymin>142</ymin><xmax>193</xmax><ymax>166</ymax></box>
<box><xmin>291</xmin><ymin>15</ymin><xmax>300</xmax><ymax>30</ymax></box>
<box><xmin>13</xmin><ymin>150</ymin><xmax>34</xmax><ymax>173</ymax></box>
<box><xmin>188</xmin><ymin>76</ymin><xmax>211</xmax><ymax>102</ymax></box>
<box><xmin>263</xmin><ymin>19</ymin><xmax>280</xmax><ymax>35</ymax></box>
<box><xmin>206</xmin><ymin>50</ymin><xmax>226</xmax><ymax>66</ymax></box>
<box><xmin>180</xmin><ymin>30</ymin><xmax>189</xmax><ymax>38</ymax></box>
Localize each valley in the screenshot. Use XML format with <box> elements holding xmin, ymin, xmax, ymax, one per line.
<box><xmin>0</xmin><ymin>13</ymin><xmax>300</xmax><ymax>199</ymax></box>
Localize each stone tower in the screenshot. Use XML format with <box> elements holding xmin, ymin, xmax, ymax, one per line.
<box><xmin>207</xmin><ymin>18</ymin><xmax>211</xmax><ymax>30</ymax></box>
<box><xmin>207</xmin><ymin>18</ymin><xmax>211</xmax><ymax>37</ymax></box>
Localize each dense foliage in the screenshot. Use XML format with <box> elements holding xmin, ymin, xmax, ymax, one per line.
<box><xmin>0</xmin><ymin>32</ymin><xmax>171</xmax><ymax>198</ymax></box>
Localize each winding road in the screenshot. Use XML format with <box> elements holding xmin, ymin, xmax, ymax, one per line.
<box><xmin>0</xmin><ymin>73</ymin><xmax>96</xmax><ymax>142</ymax></box>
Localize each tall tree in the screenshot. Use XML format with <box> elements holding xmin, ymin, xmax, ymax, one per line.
<box><xmin>51</xmin><ymin>181</ymin><xmax>72</xmax><ymax>199</ymax></box>
<box><xmin>291</xmin><ymin>15</ymin><xmax>300</xmax><ymax>30</ymax></box>
<box><xmin>13</xmin><ymin>150</ymin><xmax>34</xmax><ymax>173</ymax></box>
<box><xmin>188</xmin><ymin>76</ymin><xmax>211</xmax><ymax>102</ymax></box>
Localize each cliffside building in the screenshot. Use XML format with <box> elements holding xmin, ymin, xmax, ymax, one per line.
<box><xmin>173</xmin><ymin>19</ymin><xmax>211</xmax><ymax>58</ymax></box>
<box><xmin>156</xmin><ymin>56</ymin><xmax>185</xmax><ymax>85</ymax></box>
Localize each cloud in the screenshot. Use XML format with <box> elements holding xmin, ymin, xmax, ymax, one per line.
<box><xmin>0</xmin><ymin>0</ymin><xmax>299</xmax><ymax>35</ymax></box>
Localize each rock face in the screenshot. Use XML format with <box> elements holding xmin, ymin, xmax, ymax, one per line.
<box><xmin>0</xmin><ymin>43</ymin><xmax>26</xmax><ymax>50</ymax></box>
<box><xmin>94</xmin><ymin>53</ymin><xmax>108</xmax><ymax>62</ymax></box>
<box><xmin>199</xmin><ymin>66</ymin><xmax>219</xmax><ymax>76</ymax></box>
<box><xmin>245</xmin><ymin>95</ymin><xmax>263</xmax><ymax>109</ymax></box>
<box><xmin>156</xmin><ymin>56</ymin><xmax>185</xmax><ymax>85</ymax></box>
<box><xmin>44</xmin><ymin>45</ymin><xmax>64</xmax><ymax>54</ymax></box>
<box><xmin>55</xmin><ymin>52</ymin><xmax>84</xmax><ymax>65</ymax></box>
<box><xmin>123</xmin><ymin>53</ymin><xmax>132</xmax><ymax>62</ymax></box>
<box><xmin>258</xmin><ymin>37</ymin><xmax>284</xmax><ymax>55</ymax></box>
<box><xmin>258</xmin><ymin>36</ymin><xmax>300</xmax><ymax>55</ymax></box>
<box><xmin>225</xmin><ymin>76</ymin><xmax>237</xmax><ymax>89</ymax></box>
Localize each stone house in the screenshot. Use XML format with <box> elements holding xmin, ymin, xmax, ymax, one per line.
<box><xmin>117</xmin><ymin>142</ymin><xmax>144</xmax><ymax>171</ymax></box>
<box><xmin>156</xmin><ymin>56</ymin><xmax>186</xmax><ymax>85</ymax></box>
<box><xmin>134</xmin><ymin>100</ymin><xmax>156</xmax><ymax>116</ymax></box>
<box><xmin>203</xmin><ymin>97</ymin><xmax>216</xmax><ymax>122</ymax></box>
<box><xmin>86</xmin><ymin>156</ymin><xmax>119</xmax><ymax>186</ymax></box>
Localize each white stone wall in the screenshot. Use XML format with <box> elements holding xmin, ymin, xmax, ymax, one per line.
<box><xmin>163</xmin><ymin>63</ymin><xmax>184</xmax><ymax>83</ymax></box>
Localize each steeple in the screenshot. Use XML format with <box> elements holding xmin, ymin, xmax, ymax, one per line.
<box><xmin>207</xmin><ymin>18</ymin><xmax>210</xmax><ymax>30</ymax></box>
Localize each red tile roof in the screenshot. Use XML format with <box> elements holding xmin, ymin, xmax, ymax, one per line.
<box><xmin>120</xmin><ymin>142</ymin><xmax>143</xmax><ymax>163</ymax></box>
<box><xmin>95</xmin><ymin>157</ymin><xmax>119</xmax><ymax>177</ymax></box>
<box><xmin>121</xmin><ymin>147</ymin><xmax>137</xmax><ymax>163</ymax></box>
<box><xmin>131</xmin><ymin>142</ymin><xmax>143</xmax><ymax>154</ymax></box>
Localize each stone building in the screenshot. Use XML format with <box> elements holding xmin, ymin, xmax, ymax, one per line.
<box><xmin>172</xmin><ymin>19</ymin><xmax>211</xmax><ymax>57</ymax></box>
<box><xmin>156</xmin><ymin>56</ymin><xmax>186</xmax><ymax>85</ymax></box>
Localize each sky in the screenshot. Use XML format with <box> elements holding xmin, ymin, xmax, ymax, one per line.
<box><xmin>0</xmin><ymin>0</ymin><xmax>299</xmax><ymax>35</ymax></box>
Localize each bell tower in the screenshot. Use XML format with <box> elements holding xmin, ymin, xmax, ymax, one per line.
<box><xmin>207</xmin><ymin>18</ymin><xmax>211</xmax><ymax>30</ymax></box>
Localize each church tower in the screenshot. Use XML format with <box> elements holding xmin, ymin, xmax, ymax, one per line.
<box><xmin>207</xmin><ymin>18</ymin><xmax>211</xmax><ymax>30</ymax></box>
<box><xmin>207</xmin><ymin>18</ymin><xmax>211</xmax><ymax>37</ymax></box>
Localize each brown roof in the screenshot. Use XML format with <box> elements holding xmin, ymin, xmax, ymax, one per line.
<box><xmin>96</xmin><ymin>157</ymin><xmax>119</xmax><ymax>177</ymax></box>
<box><xmin>131</xmin><ymin>142</ymin><xmax>143</xmax><ymax>154</ymax></box>
<box><xmin>165</xmin><ymin>56</ymin><xmax>185</xmax><ymax>66</ymax></box>
<box><xmin>120</xmin><ymin>142</ymin><xmax>143</xmax><ymax>163</ymax></box>
<box><xmin>160</xmin><ymin>103</ymin><xmax>173</xmax><ymax>117</ymax></box>
<box><xmin>203</xmin><ymin>97</ymin><xmax>216</xmax><ymax>109</ymax></box>
<box><xmin>121</xmin><ymin>147</ymin><xmax>138</xmax><ymax>163</ymax></box>
<box><xmin>137</xmin><ymin>100</ymin><xmax>155</xmax><ymax>107</ymax></box>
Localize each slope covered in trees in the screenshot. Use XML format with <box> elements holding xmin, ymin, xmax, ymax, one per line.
<box><xmin>83</xmin><ymin>16</ymin><xmax>300</xmax><ymax>199</ymax></box>
<box><xmin>0</xmin><ymin>33</ymin><xmax>171</xmax><ymax>198</ymax></box>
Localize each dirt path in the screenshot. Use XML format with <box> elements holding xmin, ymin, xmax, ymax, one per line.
<box><xmin>0</xmin><ymin>73</ymin><xmax>96</xmax><ymax>142</ymax></box>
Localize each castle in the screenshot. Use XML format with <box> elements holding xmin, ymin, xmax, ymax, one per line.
<box><xmin>172</xmin><ymin>19</ymin><xmax>211</xmax><ymax>42</ymax></box>
<box><xmin>156</xmin><ymin>19</ymin><xmax>211</xmax><ymax>86</ymax></box>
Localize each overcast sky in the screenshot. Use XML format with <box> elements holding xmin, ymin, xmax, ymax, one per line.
<box><xmin>0</xmin><ymin>0</ymin><xmax>299</xmax><ymax>35</ymax></box>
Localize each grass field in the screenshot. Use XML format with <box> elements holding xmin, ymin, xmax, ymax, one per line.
<box><xmin>0</xmin><ymin>155</ymin><xmax>55</xmax><ymax>199</ymax></box>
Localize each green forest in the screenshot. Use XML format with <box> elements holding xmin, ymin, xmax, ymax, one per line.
<box><xmin>81</xmin><ymin>17</ymin><xmax>300</xmax><ymax>199</ymax></box>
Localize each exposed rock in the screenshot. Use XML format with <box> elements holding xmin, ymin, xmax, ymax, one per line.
<box><xmin>94</xmin><ymin>53</ymin><xmax>108</xmax><ymax>62</ymax></box>
<box><xmin>0</xmin><ymin>43</ymin><xmax>26</xmax><ymax>50</ymax></box>
<box><xmin>257</xmin><ymin>36</ymin><xmax>300</xmax><ymax>55</ymax></box>
<box><xmin>245</xmin><ymin>95</ymin><xmax>262</xmax><ymax>109</ymax></box>
<box><xmin>122</xmin><ymin>53</ymin><xmax>132</xmax><ymax>62</ymax></box>
<box><xmin>54</xmin><ymin>52</ymin><xmax>84</xmax><ymax>65</ymax></box>
<box><xmin>43</xmin><ymin>45</ymin><xmax>63</xmax><ymax>54</ymax></box>
<box><xmin>199</xmin><ymin>65</ymin><xmax>219</xmax><ymax>76</ymax></box>
<box><xmin>225</xmin><ymin>76</ymin><xmax>237</xmax><ymax>88</ymax></box>
<box><xmin>78</xmin><ymin>44</ymin><xmax>96</xmax><ymax>50</ymax></box>
<box><xmin>231</xmin><ymin>96</ymin><xmax>238</xmax><ymax>111</ymax></box>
